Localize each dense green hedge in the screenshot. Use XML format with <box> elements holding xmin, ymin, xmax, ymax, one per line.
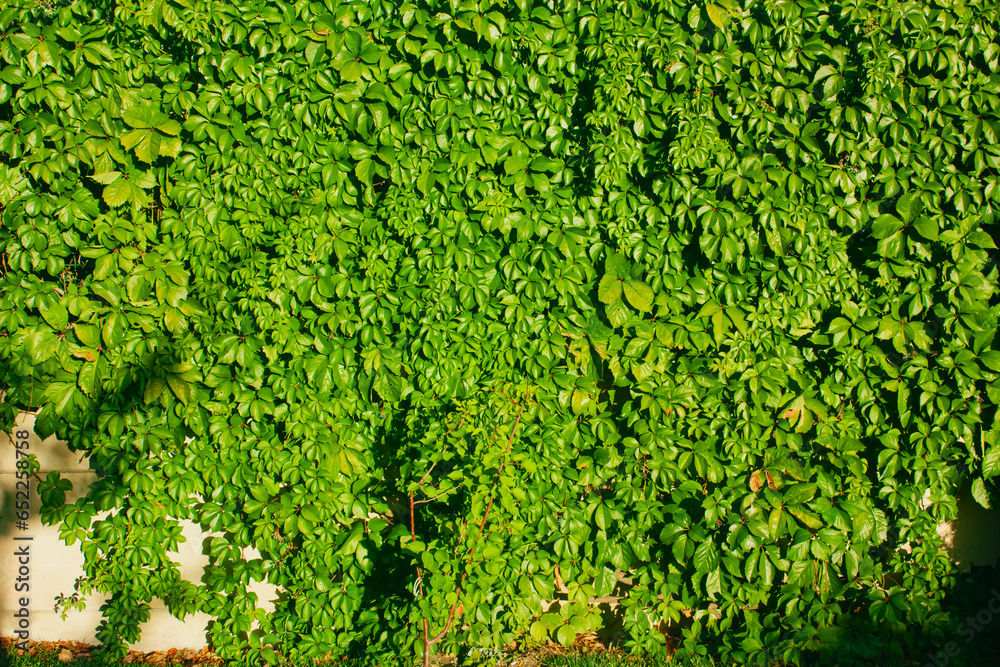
<box><xmin>3</xmin><ymin>0</ymin><xmax>1000</xmax><ymax>664</ymax></box>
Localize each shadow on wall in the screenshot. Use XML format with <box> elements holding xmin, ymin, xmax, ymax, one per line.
<box><xmin>941</xmin><ymin>478</ymin><xmax>1000</xmax><ymax>572</ymax></box>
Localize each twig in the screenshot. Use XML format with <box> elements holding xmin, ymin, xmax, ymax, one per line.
<box><xmin>416</xmin><ymin>461</ymin><xmax>437</xmax><ymax>486</ymax></box>
<box><xmin>413</xmin><ymin>486</ymin><xmax>457</xmax><ymax>505</ymax></box>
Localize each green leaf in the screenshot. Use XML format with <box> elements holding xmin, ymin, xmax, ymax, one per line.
<box><xmin>43</xmin><ymin>381</ymin><xmax>76</xmax><ymax>416</ymax></box>
<box><xmin>694</xmin><ymin>540</ymin><xmax>719</xmax><ymax>572</ymax></box>
<box><xmin>74</xmin><ymin>324</ymin><xmax>101</xmax><ymax>348</ymax></box>
<box><xmin>607</xmin><ymin>299</ymin><xmax>629</xmax><ymax>328</ymax></box>
<box><xmin>40</xmin><ymin>297</ymin><xmax>68</xmax><ymax>331</ymax></box>
<box><xmin>983</xmin><ymin>443</ymin><xmax>1000</xmax><ymax>480</ymax></box>
<box><xmin>911</xmin><ymin>217</ymin><xmax>938</xmax><ymax>241</ymax></box>
<box><xmin>102</xmin><ymin>313</ymin><xmax>126</xmax><ymax>348</ymax></box>
<box><xmin>571</xmin><ymin>389</ymin><xmax>593</xmax><ymax>414</ymax></box>
<box><xmin>504</xmin><ymin>153</ymin><xmax>527</xmax><ymax>175</ymax></box>
<box><xmin>971</xmin><ymin>478</ymin><xmax>991</xmax><ymax>509</ymax></box>
<box><xmin>555</xmin><ymin>625</ymin><xmax>575</xmax><ymax>647</ymax></box>
<box><xmin>157</xmin><ymin>119</ymin><xmax>181</xmax><ymax>136</ymax></box>
<box><xmin>165</xmin><ymin>374</ymin><xmax>193</xmax><ymax>404</ymax></box>
<box><xmin>120</xmin><ymin>129</ymin><xmax>147</xmax><ymax>151</ymax></box>
<box><xmin>300</xmin><ymin>504</ymin><xmax>322</xmax><ymax>522</ymax></box>
<box><xmin>783</xmin><ymin>483</ymin><xmax>818</xmax><ymax>505</ymax></box>
<box><xmin>91</xmin><ymin>171</ymin><xmax>121</xmax><ymax>185</ymax></box>
<box><xmin>896</xmin><ymin>191</ymin><xmax>922</xmax><ymax>223</ymax></box>
<box><xmin>694</xmin><ymin>303</ymin><xmax>720</xmax><ymax>321</ymax></box>
<box><xmin>144</xmin><ymin>378</ymin><xmax>165</xmax><ymax>405</ymax></box>
<box><xmin>103</xmin><ymin>180</ymin><xmax>132</xmax><ymax>207</ymax></box>
<box><xmin>788</xmin><ymin>506</ymin><xmax>823</xmax><ymax>530</ymax></box>
<box><xmin>872</xmin><ymin>215</ymin><xmax>904</xmax><ymax>239</ymax></box>
<box><xmin>766</xmin><ymin>227</ymin><xmax>785</xmax><ymax>256</ymax></box>
<box><xmin>341</xmin><ymin>60</ymin><xmax>363</xmax><ymax>82</ymax></box>
<box><xmin>24</xmin><ymin>329</ymin><xmax>60</xmax><ymax>363</ymax></box>
<box><xmin>968</xmin><ymin>231</ymin><xmax>997</xmax><ymax>249</ymax></box>
<box><xmin>78</xmin><ymin>361</ymin><xmax>99</xmax><ymax>396</ymax></box>
<box><xmin>132</xmin><ymin>132</ymin><xmax>161</xmax><ymax>163</ymax></box>
<box><xmin>305</xmin><ymin>40</ymin><xmax>326</xmax><ymax>66</ymax></box>
<box><xmin>877</xmin><ymin>232</ymin><xmax>903</xmax><ymax>258</ymax></box>
<box><xmin>122</xmin><ymin>104</ymin><xmax>153</xmax><ymax>129</ymax></box>
<box><xmin>355</xmin><ymin>158</ymin><xmax>374</xmax><ymax>185</ymax></box>
<box><xmin>622</xmin><ymin>280</ymin><xmax>654</xmax><ymax>313</ymax></box>
<box><xmin>373</xmin><ymin>369</ymin><xmax>401</xmax><ymax>402</ymax></box>
<box><xmin>94</xmin><ymin>254</ymin><xmax>115</xmax><ymax>280</ymax></box>
<box><xmin>728</xmin><ymin>308</ymin><xmax>748</xmax><ymax>336</ymax></box>
<box><xmin>979</xmin><ymin>350</ymin><xmax>1000</xmax><ymax>372</ymax></box>
<box><xmin>598</xmin><ymin>274</ymin><xmax>622</xmax><ymax>304</ymax></box>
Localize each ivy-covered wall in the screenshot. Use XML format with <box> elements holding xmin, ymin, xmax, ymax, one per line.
<box><xmin>2</xmin><ymin>0</ymin><xmax>1000</xmax><ymax>665</ymax></box>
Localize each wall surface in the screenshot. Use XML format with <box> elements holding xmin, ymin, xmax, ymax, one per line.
<box><xmin>1</xmin><ymin>412</ymin><xmax>277</xmax><ymax>651</ymax></box>
<box><xmin>2</xmin><ymin>412</ymin><xmax>998</xmax><ymax>650</ymax></box>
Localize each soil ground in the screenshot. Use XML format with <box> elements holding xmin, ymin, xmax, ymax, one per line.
<box><xmin>0</xmin><ymin>633</ymin><xmax>652</xmax><ymax>667</ymax></box>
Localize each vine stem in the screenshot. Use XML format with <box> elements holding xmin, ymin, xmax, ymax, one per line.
<box><xmin>420</xmin><ymin>404</ymin><xmax>523</xmax><ymax>667</ymax></box>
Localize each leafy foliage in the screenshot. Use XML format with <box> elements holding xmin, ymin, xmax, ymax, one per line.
<box><xmin>2</xmin><ymin>0</ymin><xmax>1000</xmax><ymax>664</ymax></box>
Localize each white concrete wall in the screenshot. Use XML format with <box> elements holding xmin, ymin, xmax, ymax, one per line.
<box><xmin>1</xmin><ymin>412</ymin><xmax>277</xmax><ymax>650</ymax></box>
<box><xmin>3</xmin><ymin>411</ymin><xmax>999</xmax><ymax>650</ymax></box>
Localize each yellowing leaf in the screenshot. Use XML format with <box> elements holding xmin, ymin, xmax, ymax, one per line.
<box><xmin>72</xmin><ymin>347</ymin><xmax>98</xmax><ymax>362</ymax></box>
<box><xmin>571</xmin><ymin>389</ymin><xmax>593</xmax><ymax>414</ymax></box>
<box><xmin>706</xmin><ymin>3</ymin><xmax>730</xmax><ymax>29</ymax></box>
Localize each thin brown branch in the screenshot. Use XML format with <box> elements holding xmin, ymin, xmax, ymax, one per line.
<box><xmin>409</xmin><ymin>490</ymin><xmax>416</xmax><ymax>541</ymax></box>
<box><xmin>413</xmin><ymin>486</ymin><xmax>457</xmax><ymax>505</ymax></box>
<box><xmin>416</xmin><ymin>460</ymin><xmax>437</xmax><ymax>486</ymax></box>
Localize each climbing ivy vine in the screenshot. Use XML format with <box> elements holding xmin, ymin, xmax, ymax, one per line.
<box><xmin>2</xmin><ymin>0</ymin><xmax>1000</xmax><ymax>664</ymax></box>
